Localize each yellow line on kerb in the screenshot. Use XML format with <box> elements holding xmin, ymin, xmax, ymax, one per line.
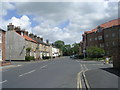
<box><xmin>77</xmin><ymin>70</ymin><xmax>83</xmax><ymax>90</ymax></box>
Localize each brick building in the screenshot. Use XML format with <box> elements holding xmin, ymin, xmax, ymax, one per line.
<box><xmin>0</xmin><ymin>29</ymin><xmax>6</xmax><ymax>62</ymax></box>
<box><xmin>82</xmin><ymin>19</ymin><xmax>120</xmax><ymax>68</ymax></box>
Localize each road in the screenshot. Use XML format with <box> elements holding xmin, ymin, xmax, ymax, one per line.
<box><xmin>2</xmin><ymin>57</ymin><xmax>81</xmax><ymax>88</ymax></box>
<box><xmin>1</xmin><ymin>57</ymin><xmax>119</xmax><ymax>89</ymax></box>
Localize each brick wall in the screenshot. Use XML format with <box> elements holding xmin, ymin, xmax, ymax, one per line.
<box><xmin>2</xmin><ymin>31</ymin><xmax>6</xmax><ymax>61</ymax></box>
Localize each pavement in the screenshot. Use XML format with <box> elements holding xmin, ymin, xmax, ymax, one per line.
<box><xmin>78</xmin><ymin>60</ymin><xmax>120</xmax><ymax>89</ymax></box>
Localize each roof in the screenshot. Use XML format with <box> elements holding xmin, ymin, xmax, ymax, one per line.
<box><xmin>0</xmin><ymin>28</ymin><xmax>6</xmax><ymax>32</ymax></box>
<box><xmin>22</xmin><ymin>35</ymin><xmax>38</xmax><ymax>43</ymax></box>
<box><xmin>15</xmin><ymin>31</ymin><xmax>37</xmax><ymax>43</ymax></box>
<box><xmin>37</xmin><ymin>40</ymin><xmax>49</xmax><ymax>46</ymax></box>
<box><xmin>85</xmin><ymin>18</ymin><xmax>120</xmax><ymax>34</ymax></box>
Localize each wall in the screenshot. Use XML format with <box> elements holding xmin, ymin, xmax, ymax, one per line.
<box><xmin>2</xmin><ymin>31</ymin><xmax>6</xmax><ymax>61</ymax></box>
<box><xmin>6</xmin><ymin>31</ymin><xmax>26</xmax><ymax>60</ymax></box>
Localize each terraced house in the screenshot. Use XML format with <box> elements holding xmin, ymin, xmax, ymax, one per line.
<box><xmin>82</xmin><ymin>19</ymin><xmax>120</xmax><ymax>68</ymax></box>
<box><xmin>29</xmin><ymin>33</ymin><xmax>50</xmax><ymax>59</ymax></box>
<box><xmin>6</xmin><ymin>23</ymin><xmax>38</xmax><ymax>61</ymax></box>
<box><xmin>5</xmin><ymin>23</ymin><xmax>61</xmax><ymax>61</ymax></box>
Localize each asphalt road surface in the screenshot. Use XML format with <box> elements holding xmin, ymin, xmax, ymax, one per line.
<box><xmin>2</xmin><ymin>57</ymin><xmax>81</xmax><ymax>88</ymax></box>
<box><xmin>1</xmin><ymin>57</ymin><xmax>119</xmax><ymax>89</ymax></box>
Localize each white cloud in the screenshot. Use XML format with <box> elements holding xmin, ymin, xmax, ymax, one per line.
<box><xmin>1</xmin><ymin>2</ymin><xmax>15</xmax><ymax>17</ymax></box>
<box><xmin>1</xmin><ymin>2</ymin><xmax>118</xmax><ymax>44</ymax></box>
<box><xmin>1</xmin><ymin>15</ymin><xmax>32</xmax><ymax>33</ymax></box>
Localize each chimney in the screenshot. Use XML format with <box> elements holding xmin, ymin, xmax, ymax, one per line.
<box><xmin>46</xmin><ymin>39</ymin><xmax>49</xmax><ymax>44</ymax></box>
<box><xmin>37</xmin><ymin>37</ymin><xmax>40</xmax><ymax>41</ymax></box>
<box><xmin>14</xmin><ymin>26</ymin><xmax>21</xmax><ymax>31</ymax></box>
<box><xmin>33</xmin><ymin>35</ymin><xmax>37</xmax><ymax>40</ymax></box>
<box><xmin>24</xmin><ymin>31</ymin><xmax>28</xmax><ymax>36</ymax></box>
<box><xmin>29</xmin><ymin>33</ymin><xmax>34</xmax><ymax>39</ymax></box>
<box><xmin>40</xmin><ymin>38</ymin><xmax>43</xmax><ymax>41</ymax></box>
<box><xmin>7</xmin><ymin>23</ymin><xmax>14</xmax><ymax>31</ymax></box>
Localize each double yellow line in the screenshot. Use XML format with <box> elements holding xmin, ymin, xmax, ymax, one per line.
<box><xmin>77</xmin><ymin>64</ymin><xmax>91</xmax><ymax>90</ymax></box>
<box><xmin>77</xmin><ymin>70</ymin><xmax>83</xmax><ymax>90</ymax></box>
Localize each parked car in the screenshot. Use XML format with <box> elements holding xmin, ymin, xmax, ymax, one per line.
<box><xmin>70</xmin><ymin>55</ymin><xmax>75</xmax><ymax>58</ymax></box>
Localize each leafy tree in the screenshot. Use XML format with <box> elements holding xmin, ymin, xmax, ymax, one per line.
<box><xmin>53</xmin><ymin>41</ymin><xmax>80</xmax><ymax>56</ymax></box>
<box><xmin>62</xmin><ymin>44</ymin><xmax>72</xmax><ymax>56</ymax></box>
<box><xmin>54</xmin><ymin>40</ymin><xmax>65</xmax><ymax>49</ymax></box>
<box><xmin>71</xmin><ymin>43</ymin><xmax>80</xmax><ymax>55</ymax></box>
<box><xmin>86</xmin><ymin>46</ymin><xmax>105</xmax><ymax>58</ymax></box>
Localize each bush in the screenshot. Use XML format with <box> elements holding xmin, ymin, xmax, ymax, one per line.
<box><xmin>42</xmin><ymin>56</ymin><xmax>51</xmax><ymax>59</ymax></box>
<box><xmin>58</xmin><ymin>55</ymin><xmax>61</xmax><ymax>57</ymax></box>
<box><xmin>86</xmin><ymin>46</ymin><xmax>105</xmax><ymax>58</ymax></box>
<box><xmin>79</xmin><ymin>54</ymin><xmax>84</xmax><ymax>59</ymax></box>
<box><xmin>25</xmin><ymin>56</ymin><xmax>35</xmax><ymax>61</ymax></box>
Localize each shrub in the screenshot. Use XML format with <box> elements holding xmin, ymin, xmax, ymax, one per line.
<box><xmin>42</xmin><ymin>56</ymin><xmax>51</xmax><ymax>59</ymax></box>
<box><xmin>25</xmin><ymin>56</ymin><xmax>35</xmax><ymax>61</ymax></box>
<box><xmin>79</xmin><ymin>54</ymin><xmax>84</xmax><ymax>59</ymax></box>
<box><xmin>86</xmin><ymin>46</ymin><xmax>105</xmax><ymax>58</ymax></box>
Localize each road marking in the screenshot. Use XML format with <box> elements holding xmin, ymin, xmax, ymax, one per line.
<box><xmin>78</xmin><ymin>64</ymin><xmax>91</xmax><ymax>89</ymax></box>
<box><xmin>82</xmin><ymin>71</ymin><xmax>91</xmax><ymax>90</ymax></box>
<box><xmin>19</xmin><ymin>70</ymin><xmax>36</xmax><ymax>77</ymax></box>
<box><xmin>76</xmin><ymin>60</ymin><xmax>79</xmax><ymax>63</ymax></box>
<box><xmin>40</xmin><ymin>65</ymin><xmax>48</xmax><ymax>69</ymax></box>
<box><xmin>83</xmin><ymin>64</ymin><xmax>88</xmax><ymax>71</ymax></box>
<box><xmin>0</xmin><ymin>80</ymin><xmax>7</xmax><ymax>84</ymax></box>
<box><xmin>17</xmin><ymin>65</ymin><xmax>22</xmax><ymax>67</ymax></box>
<box><xmin>77</xmin><ymin>71</ymin><xmax>83</xmax><ymax>89</ymax></box>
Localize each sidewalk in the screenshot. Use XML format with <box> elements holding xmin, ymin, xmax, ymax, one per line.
<box><xmin>0</xmin><ymin>64</ymin><xmax>19</xmax><ymax>70</ymax></box>
<box><xmin>84</xmin><ymin>67</ymin><xmax>120</xmax><ymax>89</ymax></box>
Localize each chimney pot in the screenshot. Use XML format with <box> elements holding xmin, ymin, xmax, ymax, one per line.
<box><xmin>46</xmin><ymin>40</ymin><xmax>49</xmax><ymax>44</ymax></box>
<box><xmin>7</xmin><ymin>23</ymin><xmax>14</xmax><ymax>31</ymax></box>
<box><xmin>40</xmin><ymin>38</ymin><xmax>43</xmax><ymax>41</ymax></box>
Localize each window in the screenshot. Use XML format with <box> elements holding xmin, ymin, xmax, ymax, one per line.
<box><xmin>100</xmin><ymin>43</ymin><xmax>104</xmax><ymax>48</ymax></box>
<box><xmin>98</xmin><ymin>36</ymin><xmax>102</xmax><ymax>40</ymax></box>
<box><xmin>113</xmin><ymin>41</ymin><xmax>115</xmax><ymax>46</ymax></box>
<box><xmin>106</xmin><ymin>34</ymin><xmax>108</xmax><ymax>38</ymax></box>
<box><xmin>106</xmin><ymin>51</ymin><xmax>109</xmax><ymax>55</ymax></box>
<box><xmin>106</xmin><ymin>43</ymin><xmax>109</xmax><ymax>47</ymax></box>
<box><xmin>89</xmin><ymin>38</ymin><xmax>92</xmax><ymax>41</ymax></box>
<box><xmin>112</xmin><ymin>33</ymin><xmax>115</xmax><ymax>37</ymax></box>
<box><xmin>95</xmin><ymin>37</ymin><xmax>97</xmax><ymax>40</ymax></box>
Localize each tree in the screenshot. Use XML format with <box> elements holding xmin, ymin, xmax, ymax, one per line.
<box><xmin>71</xmin><ymin>43</ymin><xmax>80</xmax><ymax>55</ymax></box>
<box><xmin>62</xmin><ymin>44</ymin><xmax>72</xmax><ymax>56</ymax></box>
<box><xmin>54</xmin><ymin>40</ymin><xmax>65</xmax><ymax>49</ymax></box>
<box><xmin>86</xmin><ymin>46</ymin><xmax>105</xmax><ymax>58</ymax></box>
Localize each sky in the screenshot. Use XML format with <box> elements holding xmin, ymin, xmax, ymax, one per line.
<box><xmin>0</xmin><ymin>0</ymin><xmax>119</xmax><ymax>44</ymax></box>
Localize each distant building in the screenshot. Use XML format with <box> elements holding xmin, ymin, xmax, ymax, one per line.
<box><xmin>82</xmin><ymin>19</ymin><xmax>120</xmax><ymax>68</ymax></box>
<box><xmin>52</xmin><ymin>47</ymin><xmax>60</xmax><ymax>57</ymax></box>
<box><xmin>0</xmin><ymin>29</ymin><xmax>6</xmax><ymax>62</ymax></box>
